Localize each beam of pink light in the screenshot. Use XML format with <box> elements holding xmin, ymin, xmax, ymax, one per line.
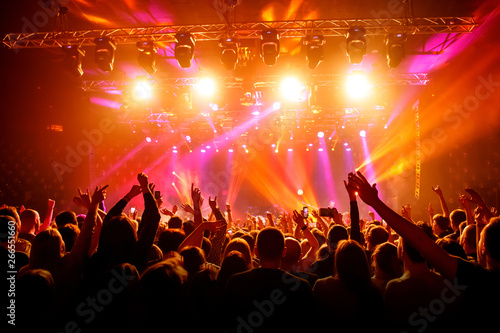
<box><xmin>90</xmin><ymin>97</ymin><xmax>122</xmax><ymax>109</ymax></box>
<box><xmin>318</xmin><ymin>136</ymin><xmax>339</xmax><ymax>207</ymax></box>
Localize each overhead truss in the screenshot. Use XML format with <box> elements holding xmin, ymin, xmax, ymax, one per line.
<box><xmin>2</xmin><ymin>16</ymin><xmax>477</xmax><ymax>49</ymax></box>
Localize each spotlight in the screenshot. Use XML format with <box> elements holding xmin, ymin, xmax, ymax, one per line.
<box><xmin>272</xmin><ymin>101</ymin><xmax>282</xmax><ymax>110</ymax></box>
<box><xmin>146</xmin><ymin>136</ymin><xmax>152</xmax><ymax>143</ymax></box>
<box><xmin>133</xmin><ymin>79</ymin><xmax>152</xmax><ymax>101</ymax></box>
<box><xmin>297</xmin><ymin>189</ymin><xmax>304</xmax><ymax>196</ymax></box>
<box><xmin>317</xmin><ymin>131</ymin><xmax>325</xmax><ymax>138</ymax></box>
<box><xmin>94</xmin><ymin>37</ymin><xmax>116</xmax><ymax>72</ymax></box>
<box><xmin>174</xmin><ymin>32</ymin><xmax>195</xmax><ymax>68</ymax></box>
<box><xmin>346</xmin><ymin>26</ymin><xmax>366</xmax><ymax>64</ymax></box>
<box><xmin>260</xmin><ymin>29</ymin><xmax>280</xmax><ymax>66</ymax></box>
<box><xmin>359</xmin><ymin>130</ymin><xmax>367</xmax><ymax>138</ymax></box>
<box><xmin>304</xmin><ymin>35</ymin><xmax>325</xmax><ymax>69</ymax></box>
<box><xmin>386</xmin><ymin>33</ymin><xmax>407</xmax><ymax>68</ymax></box>
<box><xmin>219</xmin><ymin>37</ymin><xmax>239</xmax><ymax>70</ymax></box>
<box><xmin>281</xmin><ymin>77</ymin><xmax>306</xmax><ymax>102</ymax></box>
<box><xmin>137</xmin><ymin>39</ymin><xmax>157</xmax><ymax>74</ymax></box>
<box><xmin>346</xmin><ymin>72</ymin><xmax>371</xmax><ymax>98</ymax></box>
<box><xmin>62</xmin><ymin>45</ymin><xmax>85</xmax><ymax>77</ymax></box>
<box><xmin>196</xmin><ymin>78</ymin><xmax>216</xmax><ymax>97</ymax></box>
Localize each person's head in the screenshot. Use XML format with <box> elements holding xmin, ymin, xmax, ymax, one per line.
<box><xmin>98</xmin><ymin>214</ymin><xmax>137</xmax><ymax>266</ymax></box>
<box><xmin>57</xmin><ymin>223</ymin><xmax>80</xmax><ymax>252</ymax></box>
<box><xmin>20</xmin><ymin>209</ymin><xmax>40</xmax><ymax>234</ymax></box>
<box><xmin>223</xmin><ymin>238</ymin><xmax>252</xmax><ymax>268</ymax></box>
<box><xmin>432</xmin><ymin>214</ymin><xmax>450</xmax><ymax>236</ymax></box>
<box><xmin>449</xmin><ymin>209</ymin><xmax>466</xmax><ymax>231</ymax></box>
<box><xmin>311</xmin><ymin>228</ymin><xmax>326</xmax><ymax>247</ymax></box>
<box><xmin>157</xmin><ymin>229</ymin><xmax>186</xmax><ymax>258</ymax></box>
<box><xmin>55</xmin><ymin>210</ymin><xmax>77</xmax><ymax>228</ymax></box>
<box><xmin>255</xmin><ymin>227</ymin><xmax>286</xmax><ymax>264</ymax></box>
<box><xmin>240</xmin><ymin>233</ymin><xmax>256</xmax><ymax>254</ymax></box>
<box><xmin>398</xmin><ymin>237</ymin><xmax>425</xmax><ymax>264</ymax></box>
<box><xmin>180</xmin><ymin>246</ymin><xmax>206</xmax><ymax>278</ymax></box>
<box><xmin>436</xmin><ymin>238</ymin><xmax>467</xmax><ymax>259</ymax></box>
<box><xmin>327</xmin><ymin>225</ymin><xmax>349</xmax><ymax>251</ymax></box>
<box><xmin>479</xmin><ymin>217</ymin><xmax>500</xmax><ymax>269</ymax></box>
<box><xmin>168</xmin><ymin>216</ymin><xmax>183</xmax><ymax>229</ymax></box>
<box><xmin>218</xmin><ymin>250</ymin><xmax>249</xmax><ymax>287</ymax></box>
<box><xmin>182</xmin><ymin>220</ymin><xmax>195</xmax><ymax>236</ymax></box>
<box><xmin>366</xmin><ymin>226</ymin><xmax>389</xmax><ymax>251</ymax></box>
<box><xmin>0</xmin><ymin>206</ymin><xmax>21</xmax><ymax>229</ymax></box>
<box><xmin>16</xmin><ymin>269</ymin><xmax>54</xmax><ymax>330</ymax></box>
<box><xmin>0</xmin><ymin>215</ymin><xmax>18</xmax><ymax>247</ymax></box>
<box><xmin>460</xmin><ymin>224</ymin><xmax>477</xmax><ymax>255</ymax></box>
<box><xmin>76</xmin><ymin>214</ymin><xmax>86</xmax><ymax>230</ymax></box>
<box><xmin>371</xmin><ymin>242</ymin><xmax>403</xmax><ymax>281</ymax></box>
<box><xmin>335</xmin><ymin>240</ymin><xmax>372</xmax><ymax>292</ymax></box>
<box><xmin>30</xmin><ymin>228</ymin><xmax>65</xmax><ymax>273</ymax></box>
<box><xmin>281</xmin><ymin>237</ymin><xmax>302</xmax><ymax>271</ymax></box>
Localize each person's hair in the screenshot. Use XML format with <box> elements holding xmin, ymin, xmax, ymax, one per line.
<box><xmin>256</xmin><ymin>227</ymin><xmax>285</xmax><ymax>261</ymax></box>
<box><xmin>371</xmin><ymin>242</ymin><xmax>403</xmax><ymax>280</ymax></box>
<box><xmin>401</xmin><ymin>238</ymin><xmax>425</xmax><ymax>263</ymax></box>
<box><xmin>168</xmin><ymin>216</ymin><xmax>183</xmax><ymax>229</ymax></box>
<box><xmin>436</xmin><ymin>238</ymin><xmax>467</xmax><ymax>260</ymax></box>
<box><xmin>157</xmin><ymin>229</ymin><xmax>186</xmax><ymax>254</ymax></box>
<box><xmin>433</xmin><ymin>214</ymin><xmax>450</xmax><ymax>232</ymax></box>
<box><xmin>223</xmin><ymin>238</ymin><xmax>252</xmax><ymax>267</ymax></box>
<box><xmin>57</xmin><ymin>223</ymin><xmax>80</xmax><ymax>252</ymax></box>
<box><xmin>335</xmin><ymin>240</ymin><xmax>372</xmax><ymax>293</ymax></box>
<box><xmin>317</xmin><ymin>243</ymin><xmax>330</xmax><ymax>259</ymax></box>
<box><xmin>415</xmin><ymin>220</ymin><xmax>437</xmax><ymax>241</ymax></box>
<box><xmin>0</xmin><ymin>206</ymin><xmax>21</xmax><ymax>228</ymax></box>
<box><xmin>98</xmin><ymin>214</ymin><xmax>137</xmax><ymax>266</ymax></box>
<box><xmin>180</xmin><ymin>246</ymin><xmax>206</xmax><ymax>278</ymax></box>
<box><xmin>55</xmin><ymin>210</ymin><xmax>77</xmax><ymax>228</ymax></box>
<box><xmin>202</xmin><ymin>237</ymin><xmax>212</xmax><ymax>258</ymax></box>
<box><xmin>449</xmin><ymin>209</ymin><xmax>466</xmax><ymax>229</ymax></box>
<box><xmin>182</xmin><ymin>220</ymin><xmax>195</xmax><ymax>236</ymax></box>
<box><xmin>367</xmin><ymin>226</ymin><xmax>389</xmax><ymax>248</ymax></box>
<box><xmin>20</xmin><ymin>209</ymin><xmax>39</xmax><ymax>232</ymax></box>
<box><xmin>282</xmin><ymin>237</ymin><xmax>302</xmax><ymax>268</ymax></box>
<box><xmin>240</xmin><ymin>233</ymin><xmax>256</xmax><ymax>253</ymax></box>
<box><xmin>0</xmin><ymin>215</ymin><xmax>17</xmax><ymax>243</ymax></box>
<box><xmin>484</xmin><ymin>217</ymin><xmax>500</xmax><ymax>262</ymax></box>
<box><xmin>327</xmin><ymin>225</ymin><xmax>349</xmax><ymax>250</ymax></box>
<box><xmin>217</xmin><ymin>251</ymin><xmax>249</xmax><ymax>287</ymax></box>
<box><xmin>30</xmin><ymin>228</ymin><xmax>65</xmax><ymax>273</ymax></box>
<box><xmin>460</xmin><ymin>224</ymin><xmax>477</xmax><ymax>251</ymax></box>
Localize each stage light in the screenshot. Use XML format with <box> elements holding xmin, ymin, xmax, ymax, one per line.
<box><xmin>318</xmin><ymin>148</ymin><xmax>324</xmax><ymax>152</ymax></box>
<box><xmin>62</xmin><ymin>45</ymin><xmax>85</xmax><ymax>77</ymax></box>
<box><xmin>317</xmin><ymin>131</ymin><xmax>325</xmax><ymax>138</ymax></box>
<box><xmin>251</xmin><ymin>111</ymin><xmax>260</xmax><ymax>116</ymax></box>
<box><xmin>344</xmin><ymin>142</ymin><xmax>349</xmax><ymax>146</ymax></box>
<box><xmin>228</xmin><ymin>149</ymin><xmax>234</xmax><ymax>153</ymax></box>
<box><xmin>346</xmin><ymin>26</ymin><xmax>366</xmax><ymax>64</ymax></box>
<box><xmin>260</xmin><ymin>29</ymin><xmax>280</xmax><ymax>66</ymax></box>
<box><xmin>94</xmin><ymin>37</ymin><xmax>116</xmax><ymax>72</ymax></box>
<box><xmin>196</xmin><ymin>78</ymin><xmax>216</xmax><ymax>97</ymax></box>
<box><xmin>175</xmin><ymin>32</ymin><xmax>195</xmax><ymax>68</ymax></box>
<box><xmin>359</xmin><ymin>130</ymin><xmax>367</xmax><ymax>137</ymax></box>
<box><xmin>137</xmin><ymin>39</ymin><xmax>157</xmax><ymax>74</ymax></box>
<box><xmin>297</xmin><ymin>189</ymin><xmax>304</xmax><ymax>196</ymax></box>
<box><xmin>210</xmin><ymin>103</ymin><xmax>219</xmax><ymax>111</ymax></box>
<box><xmin>386</xmin><ymin>33</ymin><xmax>407</xmax><ymax>68</ymax></box>
<box><xmin>133</xmin><ymin>79</ymin><xmax>152</xmax><ymax>101</ymax></box>
<box><xmin>146</xmin><ymin>136</ymin><xmax>152</xmax><ymax>143</ymax></box>
<box><xmin>201</xmin><ymin>149</ymin><xmax>206</xmax><ymax>153</ymax></box>
<box><xmin>346</xmin><ymin>72</ymin><xmax>371</xmax><ymax>98</ymax></box>
<box><xmin>304</xmin><ymin>35</ymin><xmax>325</xmax><ymax>69</ymax></box>
<box><xmin>186</xmin><ymin>135</ymin><xmax>192</xmax><ymax>142</ymax></box>
<box><xmin>288</xmin><ymin>148</ymin><xmax>293</xmax><ymax>152</ymax></box>
<box><xmin>272</xmin><ymin>101</ymin><xmax>282</xmax><ymax>110</ymax></box>
<box><xmin>346</xmin><ymin>147</ymin><xmax>352</xmax><ymax>151</ymax></box>
<box><xmin>219</xmin><ymin>37</ymin><xmax>239</xmax><ymax>70</ymax></box>
<box><xmin>281</xmin><ymin>77</ymin><xmax>306</xmax><ymax>102</ymax></box>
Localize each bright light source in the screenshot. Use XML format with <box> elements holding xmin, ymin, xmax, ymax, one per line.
<box><xmin>173</xmin><ymin>150</ymin><xmax>178</xmax><ymax>154</ymax></box>
<box><xmin>146</xmin><ymin>137</ymin><xmax>152</xmax><ymax>143</ymax></box>
<box><xmin>359</xmin><ymin>130</ymin><xmax>367</xmax><ymax>137</ymax></box>
<box><xmin>210</xmin><ymin>103</ymin><xmax>219</xmax><ymax>111</ymax></box>
<box><xmin>318</xmin><ymin>148</ymin><xmax>324</xmax><ymax>152</ymax></box>
<box><xmin>251</xmin><ymin>111</ymin><xmax>260</xmax><ymax>116</ymax></box>
<box><xmin>346</xmin><ymin>72</ymin><xmax>371</xmax><ymax>98</ymax></box>
<box><xmin>172</xmin><ymin>171</ymin><xmax>176</xmax><ymax>175</ymax></box>
<box><xmin>344</xmin><ymin>142</ymin><xmax>349</xmax><ymax>146</ymax></box>
<box><xmin>228</xmin><ymin>148</ymin><xmax>234</xmax><ymax>153</ymax></box>
<box><xmin>288</xmin><ymin>148</ymin><xmax>293</xmax><ymax>152</ymax></box>
<box><xmin>317</xmin><ymin>131</ymin><xmax>325</xmax><ymax>138</ymax></box>
<box><xmin>197</xmin><ymin>78</ymin><xmax>216</xmax><ymax>97</ymax></box>
<box><xmin>133</xmin><ymin>80</ymin><xmax>152</xmax><ymax>101</ymax></box>
<box><xmin>201</xmin><ymin>149</ymin><xmax>206</xmax><ymax>153</ymax></box>
<box><xmin>272</xmin><ymin>101</ymin><xmax>282</xmax><ymax>110</ymax></box>
<box><xmin>185</xmin><ymin>135</ymin><xmax>191</xmax><ymax>142</ymax></box>
<box><xmin>281</xmin><ymin>77</ymin><xmax>306</xmax><ymax>102</ymax></box>
<box><xmin>172</xmin><ymin>182</ymin><xmax>176</xmax><ymax>186</ymax></box>
<box><xmin>297</xmin><ymin>189</ymin><xmax>304</xmax><ymax>196</ymax></box>
<box><xmin>346</xmin><ymin>148</ymin><xmax>352</xmax><ymax>151</ymax></box>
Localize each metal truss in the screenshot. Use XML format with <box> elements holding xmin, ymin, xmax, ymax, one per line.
<box><xmin>2</xmin><ymin>16</ymin><xmax>477</xmax><ymax>49</ymax></box>
<box><xmin>82</xmin><ymin>73</ymin><xmax>428</xmax><ymax>92</ymax></box>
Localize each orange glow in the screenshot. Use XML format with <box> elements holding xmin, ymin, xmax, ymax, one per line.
<box><xmin>82</xmin><ymin>13</ymin><xmax>113</xmax><ymax>26</ymax></box>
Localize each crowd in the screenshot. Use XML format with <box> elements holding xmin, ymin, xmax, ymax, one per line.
<box><xmin>1</xmin><ymin>171</ymin><xmax>500</xmax><ymax>333</ymax></box>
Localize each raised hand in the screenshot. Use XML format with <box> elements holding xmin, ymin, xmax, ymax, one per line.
<box><xmin>401</xmin><ymin>204</ymin><xmax>412</xmax><ymax>221</ymax></box>
<box><xmin>77</xmin><ymin>188</ymin><xmax>92</xmax><ymax>210</ymax></box>
<box><xmin>427</xmin><ymin>202</ymin><xmax>434</xmax><ymax>217</ymax></box>
<box><xmin>431</xmin><ymin>185</ymin><xmax>443</xmax><ymax>196</ymax></box>
<box><xmin>191</xmin><ymin>183</ymin><xmax>202</xmax><ymax>207</ymax></box>
<box><xmin>137</xmin><ymin>173</ymin><xmax>149</xmax><ymax>189</ymax></box>
<box><xmin>181</xmin><ymin>203</ymin><xmax>195</xmax><ymax>214</ymax></box>
<box><xmin>464</xmin><ymin>188</ymin><xmax>485</xmax><ymax>206</ymax></box>
<box><xmin>292</xmin><ymin>210</ymin><xmax>306</xmax><ymax>229</ymax></box>
<box><xmin>208</xmin><ymin>196</ymin><xmax>218</xmax><ymax>210</ymax></box>
<box><xmin>91</xmin><ymin>185</ymin><xmax>109</xmax><ymax>204</ymax></box>
<box><xmin>459</xmin><ymin>194</ymin><xmax>471</xmax><ymax>210</ymax></box>
<box><xmin>344</xmin><ymin>173</ymin><xmax>358</xmax><ymax>201</ymax></box>
<box><xmin>126</xmin><ymin>185</ymin><xmax>142</xmax><ymax>200</ymax></box>
<box><xmin>348</xmin><ymin>171</ymin><xmax>380</xmax><ymax>207</ymax></box>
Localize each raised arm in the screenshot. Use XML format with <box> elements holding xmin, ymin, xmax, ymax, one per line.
<box><xmin>37</xmin><ymin>199</ymin><xmax>55</xmax><ymax>234</ymax></box>
<box><xmin>191</xmin><ymin>184</ymin><xmax>204</xmax><ymax>228</ymax></box>
<box><xmin>206</xmin><ymin>196</ymin><xmax>228</xmax><ymax>265</ymax></box>
<box><xmin>102</xmin><ymin>185</ymin><xmax>142</xmax><ymax>226</ymax></box>
<box><xmin>292</xmin><ymin>210</ymin><xmax>319</xmax><ymax>270</ymax></box>
<box><xmin>177</xmin><ymin>220</ymin><xmax>225</xmax><ymax>253</ymax></box>
<box><xmin>133</xmin><ymin>173</ymin><xmax>161</xmax><ymax>270</ymax></box>
<box><xmin>344</xmin><ymin>175</ymin><xmax>360</xmax><ymax>243</ymax></box>
<box><xmin>431</xmin><ymin>186</ymin><xmax>450</xmax><ymax>218</ymax></box>
<box><xmin>351</xmin><ymin>171</ymin><xmax>458</xmax><ymax>281</ymax></box>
